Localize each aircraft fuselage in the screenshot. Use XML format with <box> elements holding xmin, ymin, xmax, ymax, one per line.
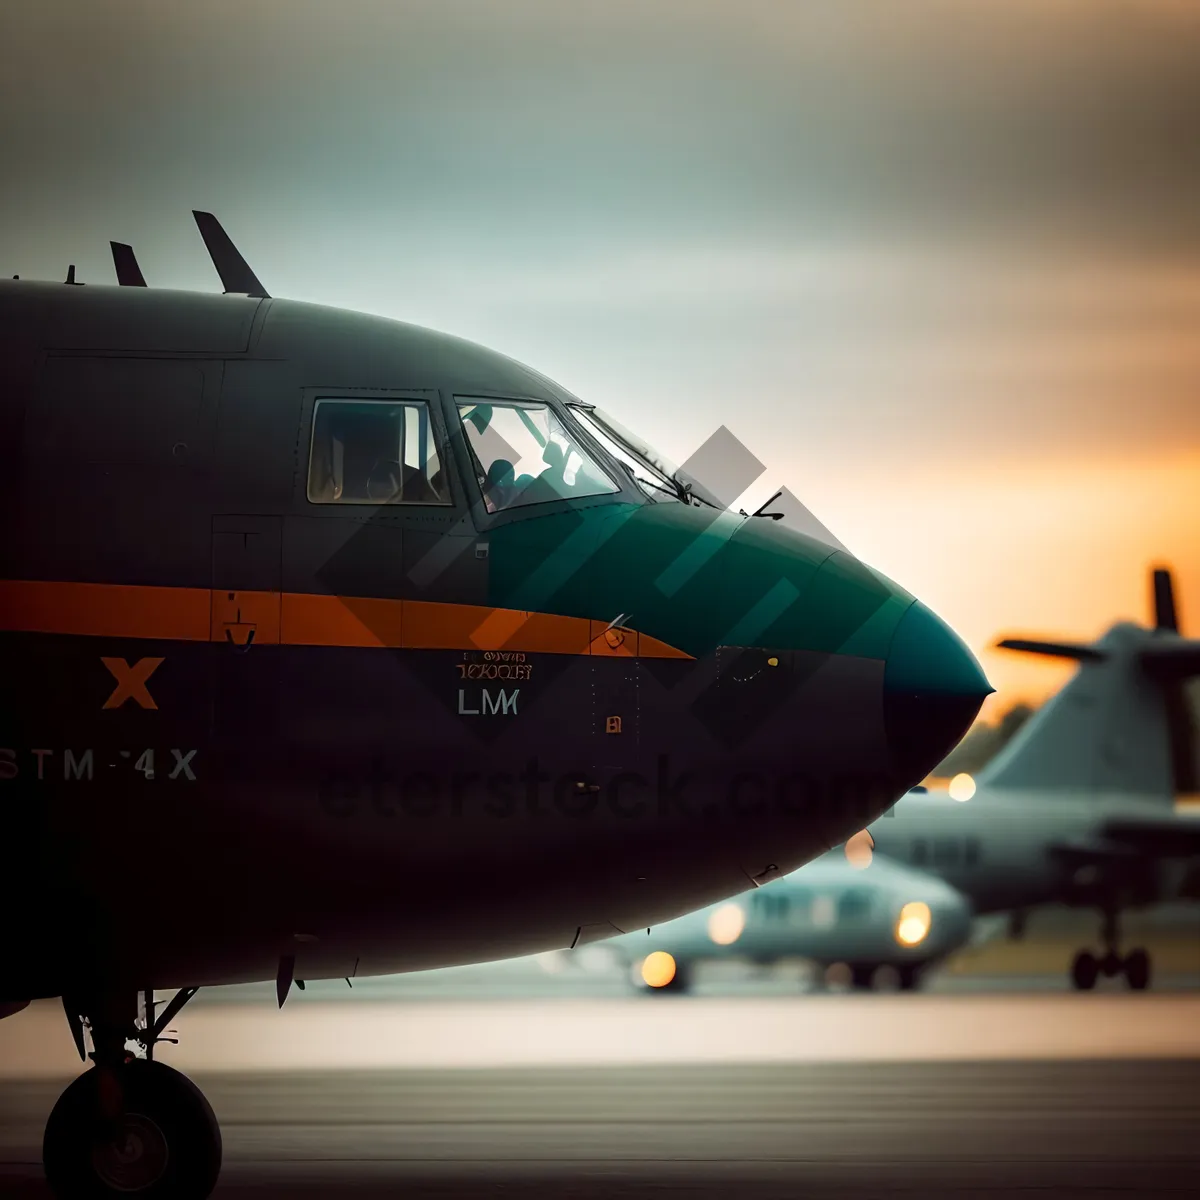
<box><xmin>0</xmin><ymin>280</ymin><xmax>989</xmax><ymax>1002</ymax></box>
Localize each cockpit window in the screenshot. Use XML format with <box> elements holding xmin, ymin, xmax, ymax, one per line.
<box><xmin>457</xmin><ymin>399</ymin><xmax>620</xmax><ymax>514</ymax></box>
<box><xmin>307</xmin><ymin>399</ymin><xmax>450</xmax><ymax>505</ymax></box>
<box><xmin>567</xmin><ymin>404</ymin><xmax>687</xmax><ymax>503</ymax></box>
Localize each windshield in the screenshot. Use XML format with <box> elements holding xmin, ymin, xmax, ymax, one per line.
<box><xmin>457</xmin><ymin>399</ymin><xmax>620</xmax><ymax>514</ymax></box>
<box><xmin>567</xmin><ymin>404</ymin><xmax>688</xmax><ymax>503</ymax></box>
<box><xmin>568</xmin><ymin>404</ymin><xmax>727</xmax><ymax>509</ymax></box>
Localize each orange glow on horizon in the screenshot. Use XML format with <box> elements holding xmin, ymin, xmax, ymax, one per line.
<box><xmin>797</xmin><ymin>451</ymin><xmax>1200</xmax><ymax>720</ymax></box>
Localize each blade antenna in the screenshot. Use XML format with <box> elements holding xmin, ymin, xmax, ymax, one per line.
<box><xmin>192</xmin><ymin>210</ymin><xmax>270</xmax><ymax>298</ymax></box>
<box><xmin>110</xmin><ymin>241</ymin><xmax>147</xmax><ymax>287</ymax></box>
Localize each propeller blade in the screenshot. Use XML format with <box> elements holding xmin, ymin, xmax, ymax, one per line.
<box><xmin>995</xmin><ymin>638</ymin><xmax>1107</xmax><ymax>663</ymax></box>
<box><xmin>1152</xmin><ymin>567</ymin><xmax>1179</xmax><ymax>633</ymax></box>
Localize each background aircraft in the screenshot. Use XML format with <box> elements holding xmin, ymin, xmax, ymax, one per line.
<box><xmin>0</xmin><ymin>214</ymin><xmax>990</xmax><ymax>1200</ymax></box>
<box><xmin>868</xmin><ymin>567</ymin><xmax>1200</xmax><ymax>991</ymax></box>
<box><xmin>600</xmin><ymin>848</ymin><xmax>973</xmax><ymax>993</ymax></box>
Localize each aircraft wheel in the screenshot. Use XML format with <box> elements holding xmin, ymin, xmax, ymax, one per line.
<box><xmin>850</xmin><ymin>964</ymin><xmax>877</xmax><ymax>991</ymax></box>
<box><xmin>43</xmin><ymin>1059</ymin><xmax>221</xmax><ymax>1200</ymax></box>
<box><xmin>1124</xmin><ymin>948</ymin><xmax>1151</xmax><ymax>991</ymax></box>
<box><xmin>1070</xmin><ymin>950</ymin><xmax>1099</xmax><ymax>991</ymax></box>
<box><xmin>896</xmin><ymin>964</ymin><xmax>920</xmax><ymax>992</ymax></box>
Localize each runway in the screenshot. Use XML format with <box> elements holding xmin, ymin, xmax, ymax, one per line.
<box><xmin>2</xmin><ymin>994</ymin><xmax>1199</xmax><ymax>1197</ymax></box>
<box><xmin>2</xmin><ymin>1061</ymin><xmax>1198</xmax><ymax>1197</ymax></box>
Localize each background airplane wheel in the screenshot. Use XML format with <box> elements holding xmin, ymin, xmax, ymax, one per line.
<box><xmin>1124</xmin><ymin>948</ymin><xmax>1151</xmax><ymax>991</ymax></box>
<box><xmin>1070</xmin><ymin>950</ymin><xmax>1099</xmax><ymax>991</ymax></box>
<box><xmin>44</xmin><ymin>1059</ymin><xmax>221</xmax><ymax>1200</ymax></box>
<box><xmin>850</xmin><ymin>964</ymin><xmax>877</xmax><ymax>991</ymax></box>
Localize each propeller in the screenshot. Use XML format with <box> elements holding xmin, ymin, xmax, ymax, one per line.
<box><xmin>1149</xmin><ymin>567</ymin><xmax>1196</xmax><ymax>793</ymax></box>
<box><xmin>1152</xmin><ymin>566</ymin><xmax>1178</xmax><ymax>633</ymax></box>
<box><xmin>997</xmin><ymin>564</ymin><xmax>1198</xmax><ymax>795</ymax></box>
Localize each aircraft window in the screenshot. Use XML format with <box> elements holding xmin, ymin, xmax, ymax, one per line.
<box><xmin>932</xmin><ymin>839</ymin><xmax>959</xmax><ymax>867</ymax></box>
<box><xmin>457</xmin><ymin>400</ymin><xmax>619</xmax><ymax>513</ymax></box>
<box><xmin>750</xmin><ymin>888</ymin><xmax>791</xmax><ymax>920</ymax></box>
<box><xmin>837</xmin><ymin>889</ymin><xmax>873</xmax><ymax>921</ymax></box>
<box><xmin>567</xmin><ymin>403</ymin><xmax>684</xmax><ymax>502</ymax></box>
<box><xmin>307</xmin><ymin>399</ymin><xmax>450</xmax><ymax>505</ymax></box>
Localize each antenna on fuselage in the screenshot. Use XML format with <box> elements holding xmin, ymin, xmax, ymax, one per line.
<box><xmin>192</xmin><ymin>210</ymin><xmax>270</xmax><ymax>298</ymax></box>
<box><xmin>110</xmin><ymin>241</ymin><xmax>148</xmax><ymax>286</ymax></box>
<box><xmin>64</xmin><ymin>264</ymin><xmax>82</xmax><ymax>285</ymax></box>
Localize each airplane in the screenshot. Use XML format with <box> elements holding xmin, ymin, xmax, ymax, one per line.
<box><xmin>0</xmin><ymin>213</ymin><xmax>991</xmax><ymax>1200</ymax></box>
<box><xmin>868</xmin><ymin>567</ymin><xmax>1200</xmax><ymax>992</ymax></box>
<box><xmin>597</xmin><ymin>845</ymin><xmax>974</xmax><ymax>993</ymax></box>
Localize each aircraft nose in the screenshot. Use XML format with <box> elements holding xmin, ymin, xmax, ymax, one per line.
<box><xmin>883</xmin><ymin>600</ymin><xmax>993</xmax><ymax>787</ymax></box>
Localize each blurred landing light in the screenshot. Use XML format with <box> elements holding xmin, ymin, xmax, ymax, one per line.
<box><xmin>895</xmin><ymin>901</ymin><xmax>932</xmax><ymax>947</ymax></box>
<box><xmin>949</xmin><ymin>773</ymin><xmax>977</xmax><ymax>802</ymax></box>
<box><xmin>641</xmin><ymin>951</ymin><xmax>677</xmax><ymax>988</ymax></box>
<box><xmin>707</xmin><ymin>902</ymin><xmax>746</xmax><ymax>945</ymax></box>
<box><xmin>824</xmin><ymin>962</ymin><xmax>852</xmax><ymax>989</ymax></box>
<box><xmin>844</xmin><ymin>830</ymin><xmax>874</xmax><ymax>869</ymax></box>
<box><xmin>811</xmin><ymin>894</ymin><xmax>836</xmax><ymax>928</ymax></box>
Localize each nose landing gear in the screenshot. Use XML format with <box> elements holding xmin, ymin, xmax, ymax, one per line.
<box><xmin>1069</xmin><ymin>909</ymin><xmax>1152</xmax><ymax>991</ymax></box>
<box><xmin>43</xmin><ymin>989</ymin><xmax>221</xmax><ymax>1200</ymax></box>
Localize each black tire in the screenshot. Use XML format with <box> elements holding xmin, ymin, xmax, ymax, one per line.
<box><xmin>43</xmin><ymin>1059</ymin><xmax>221</xmax><ymax>1200</ymax></box>
<box><xmin>897</xmin><ymin>963</ymin><xmax>920</xmax><ymax>992</ymax></box>
<box><xmin>1071</xmin><ymin>950</ymin><xmax>1099</xmax><ymax>991</ymax></box>
<box><xmin>1125</xmin><ymin>948</ymin><xmax>1151</xmax><ymax>991</ymax></box>
<box><xmin>850</xmin><ymin>964</ymin><xmax>877</xmax><ymax>991</ymax></box>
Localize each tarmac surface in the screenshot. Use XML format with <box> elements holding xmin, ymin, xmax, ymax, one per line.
<box><xmin>3</xmin><ymin>993</ymin><xmax>1200</xmax><ymax>1197</ymax></box>
<box><xmin>1</xmin><ymin>1060</ymin><xmax>1198</xmax><ymax>1198</ymax></box>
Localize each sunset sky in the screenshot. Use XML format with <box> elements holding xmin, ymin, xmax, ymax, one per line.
<box><xmin>2</xmin><ymin>1</ymin><xmax>1197</xmax><ymax>716</ymax></box>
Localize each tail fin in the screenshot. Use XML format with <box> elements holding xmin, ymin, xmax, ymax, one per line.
<box><xmin>979</xmin><ymin>567</ymin><xmax>1198</xmax><ymax>800</ymax></box>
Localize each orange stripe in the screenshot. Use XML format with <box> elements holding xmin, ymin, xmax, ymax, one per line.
<box><xmin>0</xmin><ymin>580</ymin><xmax>210</xmax><ymax>641</ymax></box>
<box><xmin>282</xmin><ymin>593</ymin><xmax>401</xmax><ymax>648</ymax></box>
<box><xmin>0</xmin><ymin>580</ymin><xmax>694</xmax><ymax>659</ymax></box>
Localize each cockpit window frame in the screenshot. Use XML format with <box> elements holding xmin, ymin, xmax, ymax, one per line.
<box><xmin>303</xmin><ymin>389</ymin><xmax>456</xmax><ymax>510</ymax></box>
<box><xmin>447</xmin><ymin>389</ymin><xmax>647</xmax><ymax>528</ymax></box>
<box><xmin>565</xmin><ymin>402</ymin><xmax>686</xmax><ymax>504</ymax></box>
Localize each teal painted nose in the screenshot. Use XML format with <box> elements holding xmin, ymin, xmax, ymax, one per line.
<box><xmin>885</xmin><ymin>601</ymin><xmax>992</xmax><ymax>697</ymax></box>
<box><xmin>883</xmin><ymin>601</ymin><xmax>993</xmax><ymax>786</ymax></box>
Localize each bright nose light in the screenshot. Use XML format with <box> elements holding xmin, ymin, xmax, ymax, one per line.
<box><xmin>641</xmin><ymin>951</ymin><xmax>677</xmax><ymax>988</ymax></box>
<box><xmin>895</xmin><ymin>901</ymin><xmax>932</xmax><ymax>947</ymax></box>
<box><xmin>949</xmin><ymin>773</ymin><xmax>976</xmax><ymax>802</ymax></box>
<box><xmin>707</xmin><ymin>903</ymin><xmax>746</xmax><ymax>945</ymax></box>
<box><xmin>844</xmin><ymin>829</ymin><xmax>874</xmax><ymax>869</ymax></box>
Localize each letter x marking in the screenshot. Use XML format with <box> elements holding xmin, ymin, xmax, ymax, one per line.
<box><xmin>101</xmin><ymin>657</ymin><xmax>164</xmax><ymax>710</ymax></box>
